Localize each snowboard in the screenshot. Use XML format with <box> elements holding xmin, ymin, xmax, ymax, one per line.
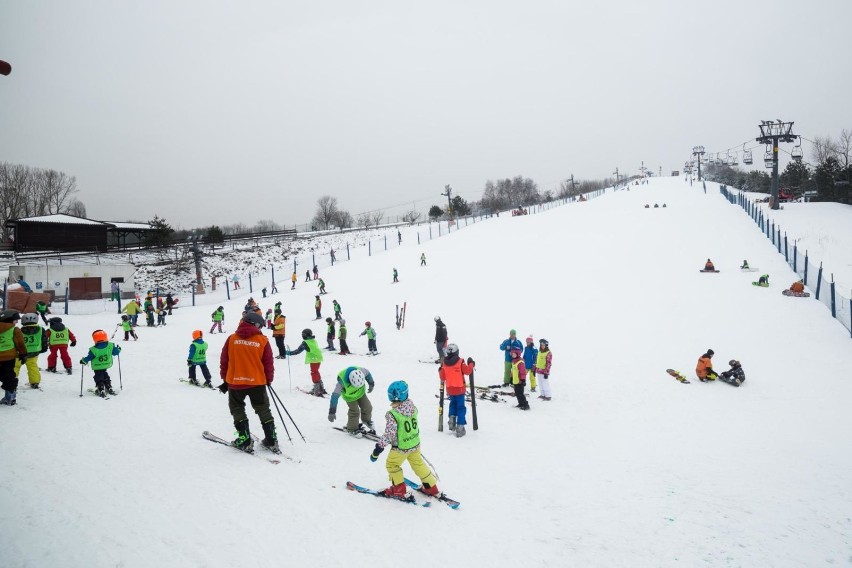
<box><xmin>718</xmin><ymin>373</ymin><xmax>743</xmax><ymax>387</ymax></box>
<box><xmin>782</xmin><ymin>289</ymin><xmax>810</xmax><ymax>297</ymax></box>
<box><xmin>699</xmin><ymin>269</ymin><xmax>720</xmax><ymax>273</ymax></box>
<box><xmin>665</xmin><ymin>369</ymin><xmax>690</xmax><ymax>384</ymax></box>
<box><xmin>740</xmin><ymin>267</ymin><xmax>758</xmax><ymax>272</ymax></box>
<box><xmin>751</xmin><ymin>282</ymin><xmax>769</xmax><ymax>287</ymax></box>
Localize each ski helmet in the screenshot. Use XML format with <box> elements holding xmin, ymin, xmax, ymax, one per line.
<box><xmin>706</xmin><ymin>349</ymin><xmax>715</xmax><ymax>356</ymax></box>
<box><xmin>92</xmin><ymin>330</ymin><xmax>108</xmax><ymax>343</ymax></box>
<box><xmin>49</xmin><ymin>317</ymin><xmax>62</xmax><ymax>324</ymax></box>
<box><xmin>192</xmin><ymin>330</ymin><xmax>203</xmax><ymax>340</ymax></box>
<box><xmin>348</xmin><ymin>368</ymin><xmax>366</xmax><ymax>388</ymax></box>
<box><xmin>446</xmin><ymin>343</ymin><xmax>459</xmax><ymax>356</ymax></box>
<box><xmin>539</xmin><ymin>338</ymin><xmax>549</xmax><ymax>347</ymax></box>
<box><xmin>364</xmin><ymin>321</ymin><xmax>371</xmax><ymax>327</ymax></box>
<box><xmin>728</xmin><ymin>359</ymin><xmax>740</xmax><ymax>367</ymax></box>
<box><xmin>387</xmin><ymin>380</ymin><xmax>409</xmax><ymax>402</ymax></box>
<box><xmin>525</xmin><ymin>336</ymin><xmax>534</xmax><ymax>344</ymax></box>
<box><xmin>20</xmin><ymin>313</ymin><xmax>38</xmax><ymax>325</ymax></box>
<box><xmin>339</xmin><ymin>318</ymin><xmax>345</xmax><ymax>325</ymax></box>
<box><xmin>121</xmin><ymin>314</ymin><xmax>129</xmax><ymax>321</ymax></box>
<box><xmin>217</xmin><ymin>306</ymin><xmax>223</xmax><ymax>311</ymax></box>
<box><xmin>0</xmin><ymin>309</ymin><xmax>20</xmax><ymax>323</ymax></box>
<box><xmin>326</xmin><ymin>317</ymin><xmax>333</xmax><ymax>323</ymax></box>
<box><xmin>510</xmin><ymin>348</ymin><xmax>521</xmax><ymax>358</ymax></box>
<box><xmin>242</xmin><ymin>312</ymin><xmax>265</xmax><ymax>329</ymax></box>
<box><xmin>434</xmin><ymin>316</ymin><xmax>441</xmax><ymax>322</ymax></box>
<box><xmin>302</xmin><ymin>328</ymin><xmax>314</xmax><ymax>339</ymax></box>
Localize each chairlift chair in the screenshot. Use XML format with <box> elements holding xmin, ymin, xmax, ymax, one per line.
<box><xmin>743</xmin><ymin>148</ymin><xmax>753</xmax><ymax>165</ymax></box>
<box><xmin>791</xmin><ymin>137</ymin><xmax>803</xmax><ymax>163</ymax></box>
<box><xmin>730</xmin><ymin>151</ymin><xmax>739</xmax><ymax>166</ymax></box>
<box><xmin>764</xmin><ymin>147</ymin><xmax>774</xmax><ymax>168</ymax></box>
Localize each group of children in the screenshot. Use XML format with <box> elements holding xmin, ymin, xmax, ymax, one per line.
<box><xmin>498</xmin><ymin>329</ymin><xmax>554</xmax><ymax>410</ymax></box>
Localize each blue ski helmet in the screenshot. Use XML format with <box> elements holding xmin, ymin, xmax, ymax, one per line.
<box><xmin>387</xmin><ymin>380</ymin><xmax>409</xmax><ymax>402</ymax></box>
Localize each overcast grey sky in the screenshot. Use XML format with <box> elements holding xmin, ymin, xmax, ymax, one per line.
<box><xmin>2</xmin><ymin>1</ymin><xmax>850</xmax><ymax>229</ymax></box>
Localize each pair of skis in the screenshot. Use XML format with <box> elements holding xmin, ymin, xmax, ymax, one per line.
<box><xmin>346</xmin><ymin>478</ymin><xmax>459</xmax><ymax>509</ymax></box>
<box><xmin>201</xmin><ymin>430</ymin><xmax>300</xmax><ymax>464</ymax></box>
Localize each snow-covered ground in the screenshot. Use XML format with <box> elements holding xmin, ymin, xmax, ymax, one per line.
<box><xmin>2</xmin><ymin>177</ymin><xmax>851</xmax><ymax>567</ymax></box>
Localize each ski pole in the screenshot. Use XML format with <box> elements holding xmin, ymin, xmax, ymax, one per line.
<box><xmin>110</xmin><ymin>324</ymin><xmax>120</xmax><ymax>340</ymax></box>
<box><xmin>422</xmin><ymin>453</ymin><xmax>440</xmax><ymax>482</ymax></box>
<box><xmin>79</xmin><ymin>364</ymin><xmax>84</xmax><ymax>397</ymax></box>
<box><xmin>266</xmin><ymin>384</ymin><xmax>293</xmax><ymax>444</ymax></box>
<box><xmin>117</xmin><ymin>353</ymin><xmax>123</xmax><ymax>391</ymax></box>
<box><xmin>268</xmin><ymin>384</ymin><xmax>306</xmax><ymax>442</ymax></box>
<box><xmin>285</xmin><ymin>343</ymin><xmax>292</xmax><ymax>391</ymax></box>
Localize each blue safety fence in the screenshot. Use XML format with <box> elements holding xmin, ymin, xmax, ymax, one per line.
<box><xmin>719</xmin><ymin>185</ymin><xmax>852</xmax><ymax>337</ymax></box>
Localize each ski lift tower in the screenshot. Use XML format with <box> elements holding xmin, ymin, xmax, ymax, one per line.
<box><xmin>692</xmin><ymin>146</ymin><xmax>705</xmax><ymax>180</ymax></box>
<box><xmin>756</xmin><ymin>120</ymin><xmax>798</xmax><ymax>210</ymax></box>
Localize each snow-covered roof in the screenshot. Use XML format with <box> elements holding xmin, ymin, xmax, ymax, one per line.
<box><xmin>12</xmin><ymin>214</ymin><xmax>108</xmax><ymax>226</ymax></box>
<box><xmin>105</xmin><ymin>221</ymin><xmax>155</xmax><ymax>231</ymax></box>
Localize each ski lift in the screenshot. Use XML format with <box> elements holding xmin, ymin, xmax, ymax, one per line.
<box><xmin>708</xmin><ymin>153</ymin><xmax>716</xmax><ymax>165</ymax></box>
<box><xmin>764</xmin><ymin>145</ymin><xmax>774</xmax><ymax>168</ymax></box>
<box><xmin>791</xmin><ymin>137</ymin><xmax>803</xmax><ymax>163</ymax></box>
<box><xmin>743</xmin><ymin>144</ymin><xmax>753</xmax><ymax>165</ymax></box>
<box><xmin>729</xmin><ymin>151</ymin><xmax>739</xmax><ymax>166</ymax></box>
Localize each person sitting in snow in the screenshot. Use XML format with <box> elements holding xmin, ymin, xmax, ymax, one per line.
<box><xmin>757</xmin><ymin>274</ymin><xmax>769</xmax><ymax>286</ymax></box>
<box><xmin>789</xmin><ymin>280</ymin><xmax>805</xmax><ymax>294</ymax></box>
<box><xmin>719</xmin><ymin>360</ymin><xmax>746</xmax><ymax>387</ymax></box>
<box><xmin>740</xmin><ymin>260</ymin><xmax>750</xmax><ymax>269</ymax></box>
<box><xmin>703</xmin><ymin>259</ymin><xmax>716</xmax><ymax>271</ymax></box>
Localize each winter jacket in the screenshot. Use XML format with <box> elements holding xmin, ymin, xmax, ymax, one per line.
<box><xmin>272</xmin><ymin>314</ymin><xmax>286</xmax><ymax>337</ymax></box>
<box><xmin>439</xmin><ymin>353</ymin><xmax>474</xmax><ymax>396</ymax></box>
<box><xmin>0</xmin><ymin>322</ymin><xmax>27</xmax><ymax>362</ymax></box>
<box><xmin>510</xmin><ymin>358</ymin><xmax>527</xmax><ymax>385</ymax></box>
<box><xmin>499</xmin><ymin>337</ymin><xmax>523</xmax><ymax>362</ymax></box>
<box><xmin>360</xmin><ymin>327</ymin><xmax>376</xmax><ymax>340</ymax></box>
<box><xmin>329</xmin><ymin>367</ymin><xmax>375</xmax><ymax>410</ymax></box>
<box><xmin>535</xmin><ymin>349</ymin><xmax>552</xmax><ymax>375</ymax></box>
<box><xmin>435</xmin><ymin>322</ymin><xmax>448</xmax><ymax>343</ymax></box>
<box><xmin>695</xmin><ymin>354</ymin><xmax>714</xmax><ymax>379</ymax></box>
<box><xmin>188</xmin><ymin>338</ymin><xmax>208</xmax><ymax>364</ymax></box>
<box><xmin>377</xmin><ymin>399</ymin><xmax>420</xmax><ymax>453</ymax></box>
<box><xmin>326</xmin><ymin>321</ymin><xmax>336</xmax><ymax>339</ymax></box>
<box><xmin>289</xmin><ymin>338</ymin><xmax>323</xmax><ymax>363</ymax></box>
<box><xmin>790</xmin><ymin>281</ymin><xmax>805</xmax><ymax>293</ymax></box>
<box><xmin>122</xmin><ymin>301</ymin><xmax>143</xmax><ymax>315</ymax></box>
<box><xmin>219</xmin><ymin>320</ymin><xmax>274</xmax><ymax>389</ymax></box>
<box><xmin>20</xmin><ymin>324</ymin><xmax>49</xmax><ymax>355</ymax></box>
<box><xmin>523</xmin><ymin>344</ymin><xmax>538</xmax><ymax>369</ymax></box>
<box><xmin>339</xmin><ymin>324</ymin><xmax>347</xmax><ymax>340</ymax></box>
<box><xmin>47</xmin><ymin>323</ymin><xmax>76</xmax><ymax>346</ymax></box>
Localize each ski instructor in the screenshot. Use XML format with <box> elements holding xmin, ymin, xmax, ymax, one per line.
<box><xmin>218</xmin><ymin>311</ymin><xmax>279</xmax><ymax>454</ymax></box>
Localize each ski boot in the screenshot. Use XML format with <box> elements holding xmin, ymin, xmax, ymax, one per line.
<box><xmin>361</xmin><ymin>421</ymin><xmax>376</xmax><ymax>436</ymax></box>
<box><xmin>8</xmin><ymin>391</ymin><xmax>16</xmax><ymax>405</ymax></box>
<box><xmin>95</xmin><ymin>385</ymin><xmax>108</xmax><ymax>398</ymax></box>
<box><xmin>65</xmin><ymin>367</ymin><xmax>73</xmax><ymax>375</ymax></box>
<box><xmin>346</xmin><ymin>428</ymin><xmax>364</xmax><ymax>438</ymax></box>
<box><xmin>203</xmin><ymin>381</ymin><xmax>214</xmax><ymax>389</ymax></box>
<box><xmin>379</xmin><ymin>482</ymin><xmax>409</xmax><ymax>499</ymax></box>
<box><xmin>455</xmin><ymin>425</ymin><xmax>466</xmax><ymax>438</ymax></box>
<box><xmin>1</xmin><ymin>390</ymin><xmax>12</xmax><ymax>405</ymax></box>
<box><xmin>47</xmin><ymin>366</ymin><xmax>56</xmax><ymax>373</ymax></box>
<box><xmin>188</xmin><ymin>378</ymin><xmax>199</xmax><ymax>386</ymax></box>
<box><xmin>30</xmin><ymin>383</ymin><xmax>40</xmax><ymax>389</ymax></box>
<box><xmin>447</xmin><ymin>416</ymin><xmax>456</xmax><ymax>431</ymax></box>
<box><xmin>531</xmin><ymin>386</ymin><xmax>536</xmax><ymax>392</ymax></box>
<box><xmin>420</xmin><ymin>483</ymin><xmax>440</xmax><ymax>497</ymax></box>
<box><xmin>261</xmin><ymin>420</ymin><xmax>281</xmax><ymax>454</ymax></box>
<box><xmin>231</xmin><ymin>420</ymin><xmax>254</xmax><ymax>453</ymax></box>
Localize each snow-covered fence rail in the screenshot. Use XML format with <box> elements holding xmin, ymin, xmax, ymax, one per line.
<box><xmin>720</xmin><ymin>185</ymin><xmax>852</xmax><ymax>337</ymax></box>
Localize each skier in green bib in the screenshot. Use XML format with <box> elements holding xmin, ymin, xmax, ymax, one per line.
<box><xmin>369</xmin><ymin>380</ymin><xmax>440</xmax><ymax>499</ymax></box>
<box><xmin>328</xmin><ymin>366</ymin><xmax>375</xmax><ymax>436</ymax></box>
<box><xmin>80</xmin><ymin>330</ymin><xmax>122</xmax><ymax>397</ymax></box>
<box><xmin>287</xmin><ymin>328</ymin><xmax>327</xmax><ymax>396</ymax></box>
<box><xmin>121</xmin><ymin>314</ymin><xmax>138</xmax><ymax>341</ymax></box>
<box><xmin>35</xmin><ymin>300</ymin><xmax>51</xmax><ymax>325</ymax></box>
<box><xmin>0</xmin><ymin>310</ymin><xmax>28</xmax><ymax>406</ymax></box>
<box><xmin>14</xmin><ymin>313</ymin><xmax>48</xmax><ymax>389</ymax></box>
<box><xmin>187</xmin><ymin>330</ymin><xmax>213</xmax><ymax>387</ymax></box>
<box><xmin>46</xmin><ymin>317</ymin><xmax>77</xmax><ymax>374</ymax></box>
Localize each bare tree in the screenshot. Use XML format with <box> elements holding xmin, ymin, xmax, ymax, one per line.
<box><xmin>356</xmin><ymin>212</ymin><xmax>372</xmax><ymax>229</ymax></box>
<box><xmin>67</xmin><ymin>198</ymin><xmax>87</xmax><ymax>217</ymax></box>
<box><xmin>369</xmin><ymin>210</ymin><xmax>385</xmax><ymax>227</ymax></box>
<box><xmin>334</xmin><ymin>210</ymin><xmax>353</xmax><ymax>229</ymax></box>
<box><xmin>811</xmin><ymin>135</ymin><xmax>838</xmax><ymax>164</ymax></box>
<box><xmin>41</xmin><ymin>169</ymin><xmax>78</xmax><ymax>214</ymax></box>
<box><xmin>313</xmin><ymin>196</ymin><xmax>341</xmax><ymax>229</ymax></box>
<box><xmin>253</xmin><ymin>219</ymin><xmax>281</xmax><ymax>232</ymax></box>
<box><xmin>402</xmin><ymin>210</ymin><xmax>421</xmax><ymax>224</ymax></box>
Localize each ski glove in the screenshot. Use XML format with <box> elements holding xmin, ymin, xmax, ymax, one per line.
<box><xmin>369</xmin><ymin>444</ymin><xmax>384</xmax><ymax>462</ymax></box>
<box><xmin>70</xmin><ymin>340</ymin><xmax>77</xmax><ymax>347</ymax></box>
<box><xmin>367</xmin><ymin>383</ymin><xmax>374</xmax><ymax>393</ymax></box>
<box><xmin>467</xmin><ymin>357</ymin><xmax>475</xmax><ymax>366</ymax></box>
<box><xmin>187</xmin><ymin>359</ymin><xmax>192</xmax><ymax>367</ymax></box>
<box><xmin>79</xmin><ymin>359</ymin><xmax>87</xmax><ymax>365</ymax></box>
<box><xmin>217</xmin><ymin>382</ymin><xmax>228</xmax><ymax>394</ymax></box>
<box><xmin>328</xmin><ymin>409</ymin><xmax>336</xmax><ymax>422</ymax></box>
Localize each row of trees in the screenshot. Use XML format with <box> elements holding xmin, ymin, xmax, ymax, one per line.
<box><xmin>705</xmin><ymin>128</ymin><xmax>852</xmax><ymax>204</ymax></box>
<box><xmin>0</xmin><ymin>162</ymin><xmax>86</xmax><ymax>241</ymax></box>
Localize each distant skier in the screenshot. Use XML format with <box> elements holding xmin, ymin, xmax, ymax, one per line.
<box><xmin>338</xmin><ymin>319</ymin><xmax>352</xmax><ymax>355</ymax></box>
<box><xmin>509</xmin><ymin>348</ymin><xmax>529</xmax><ymax>410</ymax></box>
<box><xmin>314</xmin><ymin>296</ymin><xmax>322</xmax><ymax>319</ymax></box>
<box><xmin>438</xmin><ymin>344</ymin><xmax>476</xmax><ymax>438</ymax></box>
<box><xmin>121</xmin><ymin>314</ymin><xmax>138</xmax><ymax>341</ymax></box>
<box><xmin>187</xmin><ymin>330</ymin><xmax>213</xmax><ymax>388</ymax></box>
<box><xmin>703</xmin><ymin>259</ymin><xmax>716</xmax><ymax>271</ymax></box>
<box><xmin>333</xmin><ymin>300</ymin><xmax>343</xmax><ymax>321</ymax></box>
<box><xmin>305</xmin><ymin>270</ymin><xmax>311</xmax><ymax>282</ymax></box>
<box><xmin>369</xmin><ymin>380</ymin><xmax>441</xmax><ymax>499</ymax></box>
<box><xmin>165</xmin><ymin>293</ymin><xmax>175</xmax><ymax>315</ymax></box>
<box><xmin>272</xmin><ymin>310</ymin><xmax>286</xmax><ymax>359</ymax></box>
<box><xmin>46</xmin><ymin>317</ymin><xmax>76</xmax><ymax>374</ymax></box>
<box><xmin>695</xmin><ymin>348</ymin><xmax>718</xmax><ymax>382</ymax></box>
<box><xmin>80</xmin><ymin>330</ymin><xmax>121</xmax><ymax>397</ymax></box>
<box><xmin>287</xmin><ymin>328</ymin><xmax>327</xmax><ymax>396</ymax></box>
<box><xmin>534</xmin><ymin>339</ymin><xmax>553</xmax><ymax>401</ymax></box>
<box><xmin>325</xmin><ymin>317</ymin><xmax>336</xmax><ymax>351</ymax></box>
<box><xmin>0</xmin><ymin>310</ymin><xmax>27</xmax><ymax>405</ymax></box>
<box><xmin>14</xmin><ymin>313</ymin><xmax>48</xmax><ymax>389</ymax></box>
<box><xmin>392</xmin><ymin>268</ymin><xmax>399</xmax><ymax>283</ymax></box>
<box><xmin>210</xmin><ymin>306</ymin><xmax>225</xmax><ymax>334</ymax></box>
<box><xmin>313</xmin><ymin>265</ymin><xmax>319</xmax><ymax>280</ymax></box>
<box><xmin>291</xmin><ymin>271</ymin><xmax>298</xmax><ymax>289</ymax></box>
<box><xmin>740</xmin><ymin>260</ymin><xmax>750</xmax><ymax>270</ymax></box>
<box><xmin>360</xmin><ymin>321</ymin><xmax>378</xmax><ymax>355</ymax></box>
<box><xmin>434</xmin><ymin>316</ymin><xmax>448</xmax><ymax>364</ymax></box>
<box><xmin>420</xmin><ymin>253</ymin><xmax>427</xmax><ymax>266</ymax></box>
<box><xmin>318</xmin><ymin>278</ymin><xmax>327</xmax><ymax>295</ymax></box>
<box><xmin>35</xmin><ymin>300</ymin><xmax>51</xmax><ymax>325</ymax></box>
<box><xmin>329</xmin><ymin>366</ymin><xmax>375</xmax><ymax>436</ymax></box>
<box><xmin>789</xmin><ymin>280</ymin><xmax>805</xmax><ymax>294</ymax></box>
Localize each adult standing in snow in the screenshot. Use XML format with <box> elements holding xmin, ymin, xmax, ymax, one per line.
<box><xmin>218</xmin><ymin>312</ymin><xmax>278</xmax><ymax>453</ymax></box>
<box><xmin>397</xmin><ymin>230</ymin><xmax>402</xmax><ymax>245</ymax></box>
<box><xmin>499</xmin><ymin>329</ymin><xmax>523</xmax><ymax>386</ymax></box>
<box><xmin>110</xmin><ymin>281</ymin><xmax>120</xmax><ymax>302</ymax></box>
<box><xmin>122</xmin><ymin>299</ymin><xmax>143</xmax><ymax>327</ymax></box>
<box><xmin>0</xmin><ymin>310</ymin><xmax>27</xmax><ymax>405</ymax></box>
<box><xmin>329</xmin><ymin>366</ymin><xmax>375</xmax><ymax>436</ymax></box>
<box><xmin>434</xmin><ymin>317</ymin><xmax>448</xmax><ymax>364</ymax></box>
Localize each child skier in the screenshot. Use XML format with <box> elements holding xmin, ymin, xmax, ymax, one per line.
<box><xmin>392</xmin><ymin>268</ymin><xmax>398</xmax><ymax>283</ymax></box>
<box><xmin>719</xmin><ymin>360</ymin><xmax>746</xmax><ymax>387</ymax></box>
<box><xmin>156</xmin><ymin>307</ymin><xmax>167</xmax><ymax>326</ymax></box>
<box><xmin>187</xmin><ymin>330</ymin><xmax>213</xmax><ymax>387</ymax></box>
<box><xmin>46</xmin><ymin>317</ymin><xmax>77</xmax><ymax>374</ymax></box>
<box><xmin>360</xmin><ymin>321</ymin><xmax>378</xmax><ymax>355</ymax></box>
<box><xmin>35</xmin><ymin>300</ymin><xmax>51</xmax><ymax>325</ymax></box>
<box><xmin>695</xmin><ymin>348</ymin><xmax>718</xmax><ymax>382</ymax></box>
<box><xmin>144</xmin><ymin>297</ymin><xmax>155</xmax><ymax>327</ymax></box>
<box><xmin>314</xmin><ymin>296</ymin><xmax>322</xmax><ymax>319</ymax></box>
<box><xmin>287</xmin><ymin>328</ymin><xmax>326</xmax><ymax>396</ymax></box>
<box><xmin>14</xmin><ymin>313</ymin><xmax>48</xmax><ymax>389</ymax></box>
<box><xmin>328</xmin><ymin>366</ymin><xmax>375</xmax><ymax>436</ymax></box>
<box><xmin>369</xmin><ymin>380</ymin><xmax>441</xmax><ymax>499</ymax></box>
<box><xmin>534</xmin><ymin>339</ymin><xmax>553</xmax><ymax>400</ymax></box>
<box><xmin>265</xmin><ymin>309</ymin><xmax>274</xmax><ymax>329</ymax></box>
<box><xmin>80</xmin><ymin>330</ymin><xmax>122</xmax><ymax>397</ymax></box>
<box><xmin>509</xmin><ymin>348</ymin><xmax>529</xmax><ymax>410</ymax></box>
<box><xmin>121</xmin><ymin>314</ymin><xmax>138</xmax><ymax>341</ymax></box>
<box><xmin>291</xmin><ymin>271</ymin><xmax>297</xmax><ymax>289</ymax></box>
<box><xmin>338</xmin><ymin>319</ymin><xmax>352</xmax><ymax>355</ymax></box>
<box><xmin>272</xmin><ymin>310</ymin><xmax>286</xmax><ymax>359</ymax></box>
<box><xmin>523</xmin><ymin>336</ymin><xmax>538</xmax><ymax>392</ymax></box>
<box><xmin>318</xmin><ymin>278</ymin><xmax>327</xmax><ymax>295</ymax></box>
<box><xmin>438</xmin><ymin>344</ymin><xmax>476</xmax><ymax>438</ymax></box>
<box><xmin>210</xmin><ymin>306</ymin><xmax>225</xmax><ymax>333</ymax></box>
<box><xmin>305</xmin><ymin>270</ymin><xmax>311</xmax><ymax>282</ymax></box>
<box><xmin>333</xmin><ymin>300</ymin><xmax>342</xmax><ymax>321</ymax></box>
<box><xmin>325</xmin><ymin>317</ymin><xmax>336</xmax><ymax>351</ymax></box>
<box><xmin>0</xmin><ymin>310</ymin><xmax>27</xmax><ymax>406</ymax></box>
